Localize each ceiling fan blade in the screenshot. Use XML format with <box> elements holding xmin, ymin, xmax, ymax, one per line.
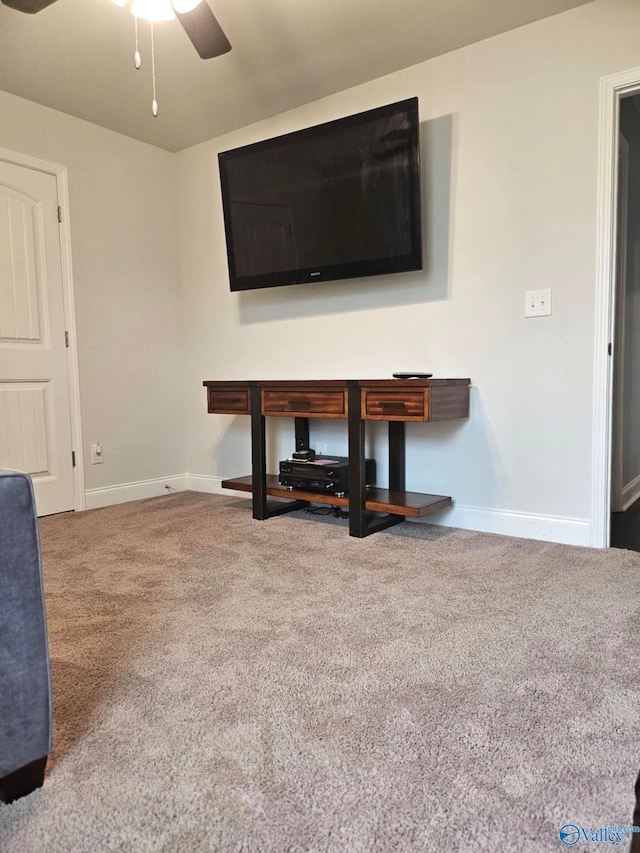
<box><xmin>175</xmin><ymin>2</ymin><xmax>231</xmax><ymax>60</ymax></box>
<box><xmin>1</xmin><ymin>0</ymin><xmax>58</xmax><ymax>11</ymax></box>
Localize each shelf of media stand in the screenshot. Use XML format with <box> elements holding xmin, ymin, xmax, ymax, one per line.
<box><xmin>221</xmin><ymin>475</ymin><xmax>453</xmax><ymax>518</ymax></box>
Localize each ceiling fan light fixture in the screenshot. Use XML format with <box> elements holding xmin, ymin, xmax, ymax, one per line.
<box><xmin>130</xmin><ymin>0</ymin><xmax>175</xmax><ymax>21</ymax></box>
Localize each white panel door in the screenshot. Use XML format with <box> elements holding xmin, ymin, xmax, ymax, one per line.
<box><xmin>0</xmin><ymin>160</ymin><xmax>74</xmax><ymax>516</ymax></box>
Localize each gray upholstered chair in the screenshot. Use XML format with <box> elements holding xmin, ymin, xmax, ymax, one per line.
<box><xmin>0</xmin><ymin>469</ymin><xmax>52</xmax><ymax>802</ymax></box>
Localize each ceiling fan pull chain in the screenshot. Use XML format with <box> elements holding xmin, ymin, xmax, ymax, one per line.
<box><xmin>134</xmin><ymin>15</ymin><xmax>141</xmax><ymax>70</ymax></box>
<box><xmin>151</xmin><ymin>20</ymin><xmax>158</xmax><ymax>117</ymax></box>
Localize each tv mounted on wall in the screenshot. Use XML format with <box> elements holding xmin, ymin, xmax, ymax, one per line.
<box><xmin>218</xmin><ymin>97</ymin><xmax>422</xmax><ymax>293</ymax></box>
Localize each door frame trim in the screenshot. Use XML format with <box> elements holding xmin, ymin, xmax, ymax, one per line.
<box><xmin>0</xmin><ymin>146</ymin><xmax>85</xmax><ymax>511</ymax></box>
<box><xmin>593</xmin><ymin>68</ymin><xmax>640</xmax><ymax>546</ymax></box>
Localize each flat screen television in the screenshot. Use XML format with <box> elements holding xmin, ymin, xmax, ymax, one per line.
<box><xmin>218</xmin><ymin>97</ymin><xmax>422</xmax><ymax>292</ymax></box>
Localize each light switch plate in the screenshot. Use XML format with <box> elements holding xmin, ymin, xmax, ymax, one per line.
<box><xmin>525</xmin><ymin>289</ymin><xmax>552</xmax><ymax>318</ymax></box>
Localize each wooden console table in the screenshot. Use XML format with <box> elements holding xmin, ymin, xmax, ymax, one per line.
<box><xmin>203</xmin><ymin>378</ymin><xmax>470</xmax><ymax>537</ymax></box>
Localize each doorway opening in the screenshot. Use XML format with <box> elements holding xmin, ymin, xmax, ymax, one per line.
<box><xmin>610</xmin><ymin>96</ymin><xmax>640</xmax><ymax>549</ymax></box>
<box><xmin>592</xmin><ymin>68</ymin><xmax>640</xmax><ymax>548</ymax></box>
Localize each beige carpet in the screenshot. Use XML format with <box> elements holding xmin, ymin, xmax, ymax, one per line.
<box><xmin>1</xmin><ymin>491</ymin><xmax>639</xmax><ymax>851</ymax></box>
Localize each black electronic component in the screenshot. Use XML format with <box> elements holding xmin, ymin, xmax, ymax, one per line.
<box><xmin>279</xmin><ymin>456</ymin><xmax>376</xmax><ymax>496</ymax></box>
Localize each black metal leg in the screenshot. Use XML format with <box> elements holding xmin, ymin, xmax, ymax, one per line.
<box><xmin>267</xmin><ymin>499</ymin><xmax>310</xmax><ymax>517</ymax></box>
<box><xmin>0</xmin><ymin>756</ymin><xmax>47</xmax><ymax>803</ymax></box>
<box><xmin>251</xmin><ymin>387</ymin><xmax>310</xmax><ymax>520</ymax></box>
<box><xmin>348</xmin><ymin>383</ymin><xmax>368</xmax><ymax>537</ymax></box>
<box><xmin>389</xmin><ymin>421</ymin><xmax>406</xmax><ymax>492</ymax></box>
<box><xmin>250</xmin><ymin>383</ymin><xmax>268</xmax><ymax>520</ymax></box>
<box><xmin>348</xmin><ymin>384</ymin><xmax>405</xmax><ymax>538</ymax></box>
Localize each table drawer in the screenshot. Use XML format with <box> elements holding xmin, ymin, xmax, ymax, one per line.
<box><xmin>363</xmin><ymin>389</ymin><xmax>428</xmax><ymax>421</ymax></box>
<box><xmin>262</xmin><ymin>389</ymin><xmax>347</xmax><ymax>418</ymax></box>
<box><xmin>207</xmin><ymin>387</ymin><xmax>250</xmax><ymax>415</ymax></box>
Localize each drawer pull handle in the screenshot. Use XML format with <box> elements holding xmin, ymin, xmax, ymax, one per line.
<box><xmin>215</xmin><ymin>397</ymin><xmax>242</xmax><ymax>405</ymax></box>
<box><xmin>289</xmin><ymin>398</ymin><xmax>311</xmax><ymax>408</ymax></box>
<box><xmin>379</xmin><ymin>400</ymin><xmax>406</xmax><ymax>409</ymax></box>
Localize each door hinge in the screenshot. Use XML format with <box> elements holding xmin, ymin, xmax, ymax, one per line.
<box><xmin>65</xmin><ymin>330</ymin><xmax>70</xmax><ymax>348</ymax></box>
<box><xmin>608</xmin><ymin>342</ymin><xmax>613</xmax><ymax>356</ymax></box>
<box><xmin>71</xmin><ymin>450</ymin><xmax>76</xmax><ymax>467</ymax></box>
<box><xmin>58</xmin><ymin>205</ymin><xmax>62</xmax><ymax>223</ymax></box>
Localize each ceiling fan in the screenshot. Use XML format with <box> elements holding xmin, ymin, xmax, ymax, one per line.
<box><xmin>0</xmin><ymin>0</ymin><xmax>232</xmax><ymax>60</ymax></box>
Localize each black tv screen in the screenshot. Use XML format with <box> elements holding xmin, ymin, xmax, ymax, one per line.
<box><xmin>218</xmin><ymin>97</ymin><xmax>422</xmax><ymax>292</ymax></box>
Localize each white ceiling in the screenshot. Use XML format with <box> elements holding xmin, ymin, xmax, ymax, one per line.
<box><xmin>0</xmin><ymin>0</ymin><xmax>592</xmax><ymax>152</ymax></box>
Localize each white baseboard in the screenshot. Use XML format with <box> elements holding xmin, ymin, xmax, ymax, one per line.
<box><xmin>186</xmin><ymin>473</ymin><xmax>255</xmax><ymax>500</ymax></box>
<box><xmin>85</xmin><ymin>475</ymin><xmax>189</xmax><ymax>510</ymax></box>
<box><xmin>186</xmin><ymin>475</ymin><xmax>591</xmax><ymax>547</ymax></box>
<box><xmin>621</xmin><ymin>473</ymin><xmax>640</xmax><ymax>512</ymax></box>
<box><xmin>410</xmin><ymin>503</ymin><xmax>591</xmax><ymax>547</ymax></box>
<box><xmin>185</xmin><ymin>473</ymin><xmax>225</xmax><ymax>494</ymax></box>
<box><xmin>186</xmin><ymin>473</ymin><xmax>248</xmax><ymax>495</ymax></box>
<box><xmin>84</xmin><ymin>474</ymin><xmax>591</xmax><ymax>546</ymax></box>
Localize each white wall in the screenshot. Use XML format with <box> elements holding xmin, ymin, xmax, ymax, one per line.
<box><xmin>4</xmin><ymin>0</ymin><xmax>640</xmax><ymax>542</ymax></box>
<box><xmin>177</xmin><ymin>0</ymin><xmax>640</xmax><ymax>545</ymax></box>
<box><xmin>0</xmin><ymin>91</ymin><xmax>185</xmax><ymax>503</ymax></box>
